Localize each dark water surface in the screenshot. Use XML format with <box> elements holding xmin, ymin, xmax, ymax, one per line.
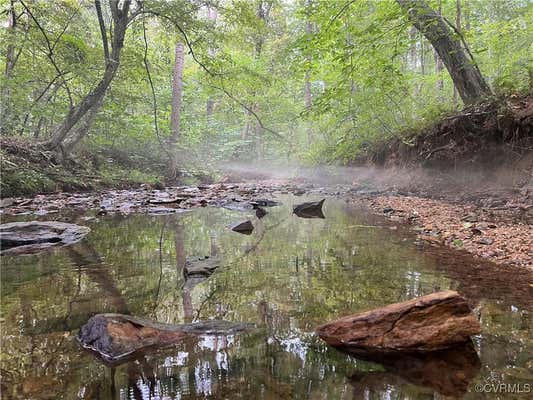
<box><xmin>1</xmin><ymin>195</ymin><xmax>532</xmax><ymax>399</ymax></box>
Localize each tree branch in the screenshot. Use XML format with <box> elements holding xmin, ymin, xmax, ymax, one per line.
<box><xmin>207</xmin><ymin>81</ymin><xmax>287</xmax><ymax>141</ymax></box>
<box><xmin>95</xmin><ymin>0</ymin><xmax>110</xmax><ymax>60</ymax></box>
<box><xmin>141</xmin><ymin>17</ymin><xmax>167</xmax><ymax>155</ymax></box>
<box><xmin>19</xmin><ymin>0</ymin><xmax>73</xmax><ymax>108</ymax></box>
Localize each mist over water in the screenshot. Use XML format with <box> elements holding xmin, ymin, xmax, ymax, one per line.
<box><xmin>218</xmin><ymin>160</ymin><xmax>532</xmax><ymax>194</ymax></box>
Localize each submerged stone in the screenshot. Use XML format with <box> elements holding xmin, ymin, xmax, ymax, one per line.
<box><xmin>77</xmin><ymin>313</ymin><xmax>251</xmax><ymax>363</ymax></box>
<box><xmin>0</xmin><ymin>221</ymin><xmax>90</xmax><ymax>255</ymax></box>
<box><xmin>316</xmin><ymin>290</ymin><xmax>481</xmax><ymax>354</ymax></box>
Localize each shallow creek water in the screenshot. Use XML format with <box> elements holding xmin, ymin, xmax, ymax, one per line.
<box><xmin>1</xmin><ymin>194</ymin><xmax>532</xmax><ymax>399</ymax></box>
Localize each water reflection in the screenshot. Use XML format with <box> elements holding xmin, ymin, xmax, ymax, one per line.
<box><xmin>348</xmin><ymin>341</ymin><xmax>481</xmax><ymax>397</ymax></box>
<box><xmin>1</xmin><ymin>195</ymin><xmax>532</xmax><ymax>399</ymax></box>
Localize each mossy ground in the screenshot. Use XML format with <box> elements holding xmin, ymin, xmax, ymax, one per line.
<box><xmin>0</xmin><ymin>140</ymin><xmax>163</xmax><ymax>198</ymax></box>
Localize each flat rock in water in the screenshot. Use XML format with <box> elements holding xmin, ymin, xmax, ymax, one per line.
<box><xmin>249</xmin><ymin>199</ymin><xmax>280</xmax><ymax>208</ymax></box>
<box><xmin>148</xmin><ymin>197</ymin><xmax>185</xmax><ymax>205</ymax></box>
<box><xmin>0</xmin><ymin>221</ymin><xmax>90</xmax><ymax>255</ymax></box>
<box><xmin>230</xmin><ymin>220</ymin><xmax>254</xmax><ymax>235</ymax></box>
<box><xmin>293</xmin><ymin>199</ymin><xmax>325</xmax><ymax>219</ymax></box>
<box><xmin>77</xmin><ymin>313</ymin><xmax>251</xmax><ymax>363</ymax></box>
<box><xmin>316</xmin><ymin>290</ymin><xmax>481</xmax><ymax>354</ymax></box>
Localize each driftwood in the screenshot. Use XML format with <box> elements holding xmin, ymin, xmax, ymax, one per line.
<box><xmin>0</xmin><ymin>221</ymin><xmax>90</xmax><ymax>255</ymax></box>
<box><xmin>316</xmin><ymin>290</ymin><xmax>480</xmax><ymax>354</ymax></box>
<box><xmin>77</xmin><ymin>313</ymin><xmax>251</xmax><ymax>364</ymax></box>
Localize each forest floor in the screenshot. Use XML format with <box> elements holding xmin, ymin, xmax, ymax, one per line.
<box><xmin>349</xmin><ymin>186</ymin><xmax>532</xmax><ymax>268</ymax></box>
<box><xmin>0</xmin><ymin>138</ymin><xmax>165</xmax><ymax>198</ymax></box>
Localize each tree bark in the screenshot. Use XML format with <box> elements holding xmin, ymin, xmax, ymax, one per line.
<box><xmin>397</xmin><ymin>0</ymin><xmax>491</xmax><ymax>104</ymax></box>
<box><xmin>242</xmin><ymin>109</ymin><xmax>251</xmax><ymax>140</ymax></box>
<box><xmin>206</xmin><ymin>4</ymin><xmax>218</xmax><ymax>123</ymax></box>
<box><xmin>169</xmin><ymin>42</ymin><xmax>185</xmax><ymax>178</ymax></box>
<box><xmin>1</xmin><ymin>0</ymin><xmax>18</xmax><ymax>134</ymax></box>
<box><xmin>44</xmin><ymin>0</ymin><xmax>131</xmax><ymax>151</ymax></box>
<box><xmin>63</xmin><ymin>99</ymin><xmax>102</xmax><ymax>153</ymax></box>
<box><xmin>453</xmin><ymin>0</ymin><xmax>462</xmax><ymax>104</ymax></box>
<box><xmin>252</xmin><ymin>1</ymin><xmax>271</xmax><ymax>160</ymax></box>
<box><xmin>304</xmin><ymin>18</ymin><xmax>313</xmax><ymax>145</ymax></box>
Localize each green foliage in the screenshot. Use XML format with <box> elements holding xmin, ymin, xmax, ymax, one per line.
<box><xmin>0</xmin><ymin>0</ymin><xmax>530</xmax><ymax>176</ymax></box>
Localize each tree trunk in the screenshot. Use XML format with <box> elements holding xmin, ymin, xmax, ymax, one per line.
<box><xmin>434</xmin><ymin>1</ymin><xmax>444</xmax><ymax>91</ymax></box>
<box><xmin>304</xmin><ymin>17</ymin><xmax>313</xmax><ymax>145</ymax></box>
<box><xmin>409</xmin><ymin>26</ymin><xmax>418</xmax><ymax>70</ymax></box>
<box><xmin>252</xmin><ymin>1</ymin><xmax>270</xmax><ymax>160</ymax></box>
<box><xmin>1</xmin><ymin>0</ymin><xmax>17</xmax><ymax>134</ymax></box>
<box><xmin>44</xmin><ymin>0</ymin><xmax>130</xmax><ymax>151</ymax></box>
<box><xmin>420</xmin><ymin>32</ymin><xmax>425</xmax><ymax>75</ymax></box>
<box><xmin>452</xmin><ymin>0</ymin><xmax>462</xmax><ymax>105</ymax></box>
<box><xmin>206</xmin><ymin>5</ymin><xmax>217</xmax><ymax>123</ymax></box>
<box><xmin>397</xmin><ymin>0</ymin><xmax>491</xmax><ymax>104</ymax></box>
<box><xmin>242</xmin><ymin>109</ymin><xmax>251</xmax><ymax>140</ymax></box>
<box><xmin>63</xmin><ymin>99</ymin><xmax>102</xmax><ymax>153</ymax></box>
<box><xmin>169</xmin><ymin>42</ymin><xmax>185</xmax><ymax>178</ymax></box>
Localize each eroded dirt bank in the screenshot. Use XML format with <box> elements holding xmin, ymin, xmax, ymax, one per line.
<box><xmin>346</xmin><ymin>95</ymin><xmax>532</xmax><ymax>268</ymax></box>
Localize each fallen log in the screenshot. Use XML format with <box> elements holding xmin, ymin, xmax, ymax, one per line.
<box><xmin>77</xmin><ymin>313</ymin><xmax>251</xmax><ymax>364</ymax></box>
<box><xmin>316</xmin><ymin>290</ymin><xmax>480</xmax><ymax>354</ymax></box>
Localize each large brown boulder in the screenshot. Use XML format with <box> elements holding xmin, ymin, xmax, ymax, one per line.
<box><xmin>316</xmin><ymin>290</ymin><xmax>480</xmax><ymax>354</ymax></box>
<box><xmin>78</xmin><ymin>314</ymin><xmax>251</xmax><ymax>364</ymax></box>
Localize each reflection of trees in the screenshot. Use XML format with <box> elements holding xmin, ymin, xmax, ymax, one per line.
<box><xmin>66</xmin><ymin>244</ymin><xmax>129</xmax><ymax>314</ymax></box>
<box><xmin>3</xmin><ymin>198</ymin><xmax>532</xmax><ymax>399</ymax></box>
<box><xmin>173</xmin><ymin>220</ymin><xmax>193</xmax><ymax>323</ymax></box>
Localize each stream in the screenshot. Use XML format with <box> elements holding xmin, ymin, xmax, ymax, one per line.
<box><xmin>1</xmin><ymin>194</ymin><xmax>532</xmax><ymax>399</ymax></box>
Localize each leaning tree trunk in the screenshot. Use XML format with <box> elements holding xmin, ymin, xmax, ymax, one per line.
<box><xmin>397</xmin><ymin>0</ymin><xmax>491</xmax><ymax>104</ymax></box>
<box><xmin>45</xmin><ymin>0</ymin><xmax>130</xmax><ymax>151</ymax></box>
<box><xmin>452</xmin><ymin>0</ymin><xmax>462</xmax><ymax>105</ymax></box>
<box><xmin>168</xmin><ymin>42</ymin><xmax>185</xmax><ymax>179</ymax></box>
<box><xmin>63</xmin><ymin>99</ymin><xmax>102</xmax><ymax>153</ymax></box>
